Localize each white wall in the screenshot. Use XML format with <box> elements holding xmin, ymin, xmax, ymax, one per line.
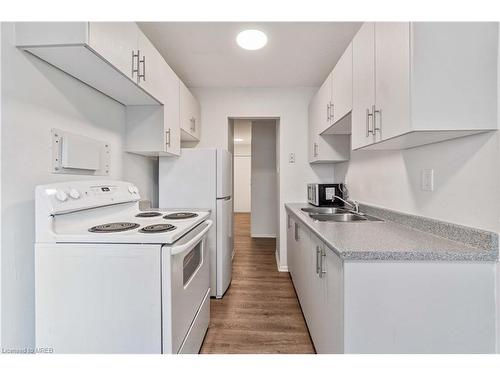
<box><xmin>191</xmin><ymin>87</ymin><xmax>334</xmax><ymax>270</ymax></box>
<box><xmin>0</xmin><ymin>23</ymin><xmax>158</xmax><ymax>351</ymax></box>
<box><xmin>251</xmin><ymin>120</ymin><xmax>277</xmax><ymax>237</ymax></box>
<box><xmin>233</xmin><ymin>120</ymin><xmax>251</xmax><ymax>213</ymax></box>
<box><xmin>234</xmin><ymin>155</ymin><xmax>251</xmax><ymax>212</ymax></box>
<box><xmin>338</xmin><ymin>131</ymin><xmax>500</xmax><ymax>233</ymax></box>
<box><xmin>0</xmin><ymin>23</ymin><xmax>3</xmax><ymax>349</ymax></box>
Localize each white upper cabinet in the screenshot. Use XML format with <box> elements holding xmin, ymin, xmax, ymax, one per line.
<box><xmin>14</xmin><ymin>22</ymin><xmax>196</xmax><ymax>156</ymax></box>
<box><xmin>88</xmin><ymin>22</ymin><xmax>139</xmax><ymax>83</ymax></box>
<box><xmin>330</xmin><ymin>42</ymin><xmax>353</xmax><ymax>130</ymax></box>
<box><xmin>351</xmin><ymin>22</ymin><xmax>376</xmax><ymax>150</ymax></box>
<box><xmin>15</xmin><ymin>22</ymin><xmax>158</xmax><ymax>106</ymax></box>
<box><xmin>373</xmin><ymin>23</ymin><xmax>411</xmax><ymax>143</ymax></box>
<box><xmin>308</xmin><ymin>42</ymin><xmax>352</xmax><ymax>163</ymax></box>
<box><xmin>317</xmin><ymin>43</ymin><xmax>353</xmax><ymax>135</ymax></box>
<box><xmin>316</xmin><ymin>72</ymin><xmax>333</xmax><ymax>134</ymax></box>
<box><xmin>137</xmin><ymin>31</ymin><xmax>168</xmax><ymax>102</ymax></box>
<box><xmin>308</xmin><ymin>89</ymin><xmax>350</xmax><ymax>164</ymax></box>
<box><xmin>352</xmin><ymin>22</ymin><xmax>498</xmax><ymax>151</ymax></box>
<box><xmin>125</xmin><ymin>65</ymin><xmax>181</xmax><ymax>156</ymax></box>
<box><xmin>179</xmin><ymin>81</ymin><xmax>201</xmax><ymax>141</ymax></box>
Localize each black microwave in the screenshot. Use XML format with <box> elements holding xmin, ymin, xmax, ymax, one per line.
<box><xmin>307</xmin><ymin>183</ymin><xmax>345</xmax><ymax>207</ymax></box>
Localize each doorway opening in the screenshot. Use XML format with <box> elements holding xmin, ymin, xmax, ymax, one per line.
<box><xmin>199</xmin><ymin>117</ymin><xmax>314</xmax><ymax>354</ymax></box>
<box><xmin>229</xmin><ymin>118</ymin><xmax>279</xmax><ymax>242</ymax></box>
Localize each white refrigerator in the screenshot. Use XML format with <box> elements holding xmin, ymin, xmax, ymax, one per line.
<box><xmin>159</xmin><ymin>149</ymin><xmax>233</xmax><ymax>298</ymax></box>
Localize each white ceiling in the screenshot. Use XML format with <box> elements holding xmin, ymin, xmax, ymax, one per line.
<box><xmin>138</xmin><ymin>22</ymin><xmax>362</xmax><ymax>88</ymax></box>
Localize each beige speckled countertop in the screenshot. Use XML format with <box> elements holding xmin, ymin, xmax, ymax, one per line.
<box><xmin>285</xmin><ymin>203</ymin><xmax>497</xmax><ymax>262</ymax></box>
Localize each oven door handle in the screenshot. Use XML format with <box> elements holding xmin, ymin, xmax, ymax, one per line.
<box><xmin>170</xmin><ymin>220</ymin><xmax>213</xmax><ymax>256</ymax></box>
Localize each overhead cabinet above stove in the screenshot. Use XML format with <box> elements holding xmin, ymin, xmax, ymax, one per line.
<box><xmin>15</xmin><ymin>22</ymin><xmax>201</xmax><ymax>156</ymax></box>
<box><xmin>15</xmin><ymin>22</ymin><xmax>160</xmax><ymax>106</ymax></box>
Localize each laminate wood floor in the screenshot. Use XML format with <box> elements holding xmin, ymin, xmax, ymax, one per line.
<box><xmin>200</xmin><ymin>213</ymin><xmax>315</xmax><ymax>354</ymax></box>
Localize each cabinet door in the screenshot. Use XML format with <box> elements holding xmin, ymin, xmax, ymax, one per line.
<box><xmin>179</xmin><ymin>81</ymin><xmax>201</xmax><ymax>141</ymax></box>
<box><xmin>162</xmin><ymin>64</ymin><xmax>181</xmax><ymax>155</ymax></box>
<box><xmin>88</xmin><ymin>22</ymin><xmax>139</xmax><ymax>82</ymax></box>
<box><xmin>322</xmin><ymin>248</ymin><xmax>344</xmax><ymax>353</ymax></box>
<box><xmin>137</xmin><ymin>32</ymin><xmax>167</xmax><ymax>102</ymax></box>
<box><xmin>286</xmin><ymin>214</ymin><xmax>295</xmax><ymax>279</ymax></box>
<box><xmin>308</xmin><ymin>86</ymin><xmax>350</xmax><ymax>163</ymax></box>
<box><xmin>316</xmin><ymin>73</ymin><xmax>333</xmax><ymax>134</ymax></box>
<box><xmin>374</xmin><ymin>22</ymin><xmax>411</xmax><ymax>142</ymax></box>
<box><xmin>294</xmin><ymin>221</ymin><xmax>311</xmax><ymax>321</ymax></box>
<box><xmin>307</xmin><ymin>239</ymin><xmax>325</xmax><ymax>351</ymax></box>
<box><xmin>351</xmin><ymin>22</ymin><xmax>376</xmax><ymax>150</ymax></box>
<box><xmin>308</xmin><ymin>92</ymin><xmax>320</xmax><ymax>163</ymax></box>
<box><xmin>331</xmin><ymin>43</ymin><xmax>353</xmax><ymax>125</ymax></box>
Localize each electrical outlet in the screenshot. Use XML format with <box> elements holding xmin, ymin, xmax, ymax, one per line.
<box><xmin>289</xmin><ymin>153</ymin><xmax>295</xmax><ymax>164</ymax></box>
<box><xmin>421</xmin><ymin>169</ymin><xmax>434</xmax><ymax>191</ymax></box>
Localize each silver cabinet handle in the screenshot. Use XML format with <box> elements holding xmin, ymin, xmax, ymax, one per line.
<box><xmin>190</xmin><ymin>117</ymin><xmax>196</xmax><ymax>132</ymax></box>
<box><xmin>319</xmin><ymin>248</ymin><xmax>327</xmax><ymax>278</ymax></box>
<box><xmin>131</xmin><ymin>50</ymin><xmax>140</xmax><ymax>79</ymax></box>
<box><xmin>294</xmin><ymin>222</ymin><xmax>299</xmax><ymax>241</ymax></box>
<box><xmin>373</xmin><ymin>105</ymin><xmax>381</xmax><ymax>134</ymax></box>
<box><xmin>139</xmin><ymin>54</ymin><xmax>146</xmax><ymax>82</ymax></box>
<box><xmin>330</xmin><ymin>102</ymin><xmax>334</xmax><ymax>123</ymax></box>
<box><xmin>327</xmin><ymin>103</ymin><xmax>330</xmax><ymax>122</ymax></box>
<box><xmin>165</xmin><ymin>128</ymin><xmax>171</xmax><ymax>149</ymax></box>
<box><xmin>316</xmin><ymin>246</ymin><xmax>321</xmax><ymax>275</ymax></box>
<box><xmin>366</xmin><ymin>108</ymin><xmax>374</xmax><ymax>137</ymax></box>
<box><xmin>287</xmin><ymin>215</ymin><xmax>291</xmax><ymax>229</ymax></box>
<box><xmin>313</xmin><ymin>142</ymin><xmax>318</xmax><ymax>157</ymax></box>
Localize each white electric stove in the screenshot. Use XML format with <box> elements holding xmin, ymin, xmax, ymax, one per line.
<box><xmin>35</xmin><ymin>180</ymin><xmax>212</xmax><ymax>354</ymax></box>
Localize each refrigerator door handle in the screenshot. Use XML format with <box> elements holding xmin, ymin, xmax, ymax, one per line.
<box><xmin>217</xmin><ymin>196</ymin><xmax>231</xmax><ymax>201</ymax></box>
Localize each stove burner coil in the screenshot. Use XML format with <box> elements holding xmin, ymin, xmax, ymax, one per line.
<box><xmin>163</xmin><ymin>212</ymin><xmax>198</xmax><ymax>220</ymax></box>
<box><xmin>135</xmin><ymin>212</ymin><xmax>162</xmax><ymax>218</ymax></box>
<box><xmin>89</xmin><ymin>222</ymin><xmax>140</xmax><ymax>233</ymax></box>
<box><xmin>139</xmin><ymin>224</ymin><xmax>177</xmax><ymax>233</ymax></box>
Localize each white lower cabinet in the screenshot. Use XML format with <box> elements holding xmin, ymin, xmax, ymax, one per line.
<box><xmin>286</xmin><ymin>216</ymin><xmax>343</xmax><ymax>353</ymax></box>
<box><xmin>306</xmin><ymin>235</ymin><xmax>343</xmax><ymax>354</ymax></box>
<box><xmin>286</xmin><ymin>210</ymin><xmax>496</xmax><ymax>354</ymax></box>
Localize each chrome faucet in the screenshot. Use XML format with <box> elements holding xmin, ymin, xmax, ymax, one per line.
<box><xmin>332</xmin><ymin>195</ymin><xmax>360</xmax><ymax>213</ymax></box>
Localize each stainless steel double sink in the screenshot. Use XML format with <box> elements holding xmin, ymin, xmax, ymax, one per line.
<box><xmin>301</xmin><ymin>207</ymin><xmax>383</xmax><ymax>222</ymax></box>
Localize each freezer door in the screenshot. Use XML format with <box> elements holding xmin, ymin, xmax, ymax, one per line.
<box><xmin>159</xmin><ymin>149</ymin><xmax>216</xmax><ymax>209</ymax></box>
<box><xmin>217</xmin><ymin>149</ymin><xmax>232</xmax><ymax>198</ymax></box>
<box><xmin>216</xmin><ymin>196</ymin><xmax>233</xmax><ymax>297</ymax></box>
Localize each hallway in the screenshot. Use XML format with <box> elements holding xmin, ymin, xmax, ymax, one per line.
<box><xmin>200</xmin><ymin>213</ymin><xmax>315</xmax><ymax>354</ymax></box>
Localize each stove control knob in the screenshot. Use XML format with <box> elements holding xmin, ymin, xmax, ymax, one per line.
<box><xmin>69</xmin><ymin>188</ymin><xmax>80</xmax><ymax>200</ymax></box>
<box><xmin>128</xmin><ymin>185</ymin><xmax>136</xmax><ymax>194</ymax></box>
<box><xmin>55</xmin><ymin>190</ymin><xmax>68</xmax><ymax>202</ymax></box>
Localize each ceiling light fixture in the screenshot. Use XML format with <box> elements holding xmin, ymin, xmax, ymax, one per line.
<box><xmin>236</xmin><ymin>29</ymin><xmax>267</xmax><ymax>50</ymax></box>
<box><xmin>234</xmin><ymin>138</ymin><xmax>244</xmax><ymax>142</ymax></box>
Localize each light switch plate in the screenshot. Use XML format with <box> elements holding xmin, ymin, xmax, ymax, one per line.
<box><xmin>289</xmin><ymin>153</ymin><xmax>295</xmax><ymax>163</ymax></box>
<box><xmin>421</xmin><ymin>169</ymin><xmax>434</xmax><ymax>191</ymax></box>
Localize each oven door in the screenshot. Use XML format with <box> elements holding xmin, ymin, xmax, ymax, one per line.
<box><xmin>168</xmin><ymin>220</ymin><xmax>212</xmax><ymax>353</ymax></box>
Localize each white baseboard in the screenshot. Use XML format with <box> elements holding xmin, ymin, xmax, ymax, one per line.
<box><xmin>251</xmin><ymin>233</ymin><xmax>276</xmax><ymax>238</ymax></box>
<box><xmin>276</xmin><ymin>249</ymin><xmax>288</xmax><ymax>272</ymax></box>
